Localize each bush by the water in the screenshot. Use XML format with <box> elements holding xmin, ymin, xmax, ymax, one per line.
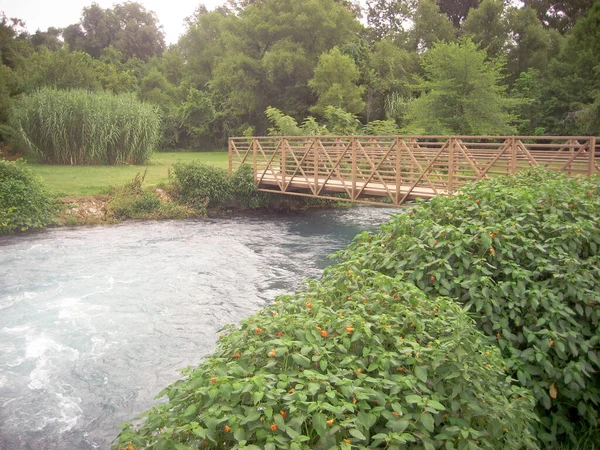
<box><xmin>116</xmin><ymin>273</ymin><xmax>538</xmax><ymax>450</ymax></box>
<box><xmin>170</xmin><ymin>162</ymin><xmax>232</xmax><ymax>211</ymax></box>
<box><xmin>106</xmin><ymin>172</ymin><xmax>193</xmax><ymax>221</ymax></box>
<box><xmin>0</xmin><ymin>159</ymin><xmax>57</xmax><ymax>233</ymax></box>
<box><xmin>335</xmin><ymin>169</ymin><xmax>600</xmax><ymax>444</ymax></box>
<box><xmin>10</xmin><ymin>88</ymin><xmax>160</xmax><ymax>165</ymax></box>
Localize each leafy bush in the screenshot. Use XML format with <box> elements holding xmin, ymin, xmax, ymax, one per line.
<box><xmin>0</xmin><ymin>159</ymin><xmax>57</xmax><ymax>233</ymax></box>
<box><xmin>11</xmin><ymin>88</ymin><xmax>160</xmax><ymax>165</ymax></box>
<box><xmin>170</xmin><ymin>162</ymin><xmax>232</xmax><ymax>210</ymax></box>
<box><xmin>116</xmin><ymin>272</ymin><xmax>538</xmax><ymax>450</ymax></box>
<box><xmin>229</xmin><ymin>164</ymin><xmax>267</xmax><ymax>209</ymax></box>
<box><xmin>106</xmin><ymin>172</ymin><xmax>193</xmax><ymax>221</ymax></box>
<box><xmin>335</xmin><ymin>169</ymin><xmax>600</xmax><ymax>444</ymax></box>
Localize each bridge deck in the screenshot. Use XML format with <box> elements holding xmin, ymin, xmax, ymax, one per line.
<box><xmin>230</xmin><ymin>136</ymin><xmax>599</xmax><ymax>207</ymax></box>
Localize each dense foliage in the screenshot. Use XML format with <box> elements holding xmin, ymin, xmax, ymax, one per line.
<box><xmin>115</xmin><ymin>273</ymin><xmax>538</xmax><ymax>450</ymax></box>
<box><xmin>1</xmin><ymin>0</ymin><xmax>599</xmax><ymax>153</ymax></box>
<box><xmin>170</xmin><ymin>162</ymin><xmax>233</xmax><ymax>211</ymax></box>
<box><xmin>0</xmin><ymin>159</ymin><xmax>57</xmax><ymax>233</ymax></box>
<box><xmin>11</xmin><ymin>88</ymin><xmax>160</xmax><ymax>165</ymax></box>
<box><xmin>335</xmin><ymin>169</ymin><xmax>600</xmax><ymax>444</ymax></box>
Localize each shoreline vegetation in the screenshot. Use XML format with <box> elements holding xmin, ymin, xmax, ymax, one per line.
<box><xmin>112</xmin><ymin>169</ymin><xmax>600</xmax><ymax>449</ymax></box>
<box><xmin>0</xmin><ymin>154</ymin><xmax>341</xmax><ymax>235</ymax></box>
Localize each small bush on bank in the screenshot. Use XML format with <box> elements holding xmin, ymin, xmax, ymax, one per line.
<box><xmin>115</xmin><ymin>272</ymin><xmax>538</xmax><ymax>450</ymax></box>
<box><xmin>11</xmin><ymin>88</ymin><xmax>160</xmax><ymax>165</ymax></box>
<box><xmin>170</xmin><ymin>162</ymin><xmax>232</xmax><ymax>210</ymax></box>
<box><xmin>0</xmin><ymin>159</ymin><xmax>57</xmax><ymax>233</ymax></box>
<box><xmin>335</xmin><ymin>169</ymin><xmax>600</xmax><ymax>444</ymax></box>
<box><xmin>106</xmin><ymin>172</ymin><xmax>195</xmax><ymax>220</ymax></box>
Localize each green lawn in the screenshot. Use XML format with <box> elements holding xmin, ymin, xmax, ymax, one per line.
<box><xmin>30</xmin><ymin>152</ymin><xmax>229</xmax><ymax>197</ymax></box>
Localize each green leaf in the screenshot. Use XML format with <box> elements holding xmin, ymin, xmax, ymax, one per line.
<box><xmin>312</xmin><ymin>412</ymin><xmax>328</xmax><ymax>437</ymax></box>
<box><xmin>420</xmin><ymin>413</ymin><xmax>435</xmax><ymax>433</ymax></box>
<box><xmin>349</xmin><ymin>428</ymin><xmax>367</xmax><ymax>440</ymax></box>
<box><xmin>415</xmin><ymin>366</ymin><xmax>428</xmax><ymax>383</ymax></box>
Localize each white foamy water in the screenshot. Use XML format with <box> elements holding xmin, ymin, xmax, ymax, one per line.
<box><xmin>0</xmin><ymin>208</ymin><xmax>396</xmax><ymax>449</ymax></box>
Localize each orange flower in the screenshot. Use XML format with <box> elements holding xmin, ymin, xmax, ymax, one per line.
<box><xmin>434</xmin><ymin>240</ymin><xmax>438</xmax><ymax>245</ymax></box>
<box><xmin>489</xmin><ymin>247</ymin><xmax>495</xmax><ymax>256</ymax></box>
<box><xmin>280</xmin><ymin>410</ymin><xmax>288</xmax><ymax>419</ymax></box>
<box><xmin>224</xmin><ymin>425</ymin><xmax>231</xmax><ymax>432</ymax></box>
<box><xmin>393</xmin><ymin>294</ymin><xmax>398</xmax><ymax>299</ymax></box>
<box><xmin>211</xmin><ymin>377</ymin><xmax>217</xmax><ymax>384</ymax></box>
<box><xmin>306</xmin><ymin>302</ymin><xmax>313</xmax><ymax>309</ymax></box>
<box><xmin>270</xmin><ymin>423</ymin><xmax>278</xmax><ymax>431</ymax></box>
<box><xmin>269</xmin><ymin>348</ymin><xmax>276</xmax><ymax>357</ymax></box>
<box><xmin>550</xmin><ymin>339</ymin><xmax>555</xmax><ymax>347</ymax></box>
<box><xmin>392</xmin><ymin>411</ymin><xmax>400</xmax><ymax>418</ymax></box>
<box><xmin>289</xmin><ymin>388</ymin><xmax>296</xmax><ymax>393</ymax></box>
<box><xmin>346</xmin><ymin>326</ymin><xmax>354</xmax><ymax>333</ymax></box>
<box><xmin>344</xmin><ymin>438</ymin><xmax>351</xmax><ymax>444</ymax></box>
<box><xmin>255</xmin><ymin>327</ymin><xmax>262</xmax><ymax>334</ymax></box>
<box><xmin>232</xmin><ymin>352</ymin><xmax>241</xmax><ymax>359</ymax></box>
<box><xmin>326</xmin><ymin>419</ymin><xmax>334</xmax><ymax>426</ymax></box>
<box><xmin>218</xmin><ymin>334</ymin><xmax>224</xmax><ymax>339</ymax></box>
<box><xmin>320</xmin><ymin>330</ymin><xmax>328</xmax><ymax>337</ymax></box>
<box><xmin>430</xmin><ymin>275</ymin><xmax>435</xmax><ymax>281</ymax></box>
<box><xmin>277</xmin><ymin>332</ymin><xmax>284</xmax><ymax>337</ymax></box>
<box><xmin>357</xmin><ymin>368</ymin><xmax>362</xmax><ymax>374</ymax></box>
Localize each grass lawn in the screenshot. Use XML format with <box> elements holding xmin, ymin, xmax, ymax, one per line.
<box><xmin>30</xmin><ymin>152</ymin><xmax>229</xmax><ymax>197</ymax></box>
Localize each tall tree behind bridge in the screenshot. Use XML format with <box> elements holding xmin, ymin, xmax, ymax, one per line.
<box><xmin>63</xmin><ymin>2</ymin><xmax>165</xmax><ymax>61</ymax></box>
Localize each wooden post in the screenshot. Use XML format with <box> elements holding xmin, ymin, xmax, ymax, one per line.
<box><xmin>314</xmin><ymin>138</ymin><xmax>319</xmax><ymax>193</ymax></box>
<box><xmin>352</xmin><ymin>137</ymin><xmax>357</xmax><ymax>202</ymax></box>
<box><xmin>252</xmin><ymin>138</ymin><xmax>258</xmax><ymax>183</ymax></box>
<box><xmin>510</xmin><ymin>137</ymin><xmax>517</xmax><ymax>174</ymax></box>
<box><xmin>281</xmin><ymin>137</ymin><xmax>286</xmax><ymax>190</ymax></box>
<box><xmin>588</xmin><ymin>137</ymin><xmax>596</xmax><ymax>176</ymax></box>
<box><xmin>395</xmin><ymin>137</ymin><xmax>401</xmax><ymax>206</ymax></box>
<box><xmin>447</xmin><ymin>138</ymin><xmax>455</xmax><ymax>193</ymax></box>
<box><xmin>228</xmin><ymin>138</ymin><xmax>232</xmax><ymax>174</ymax></box>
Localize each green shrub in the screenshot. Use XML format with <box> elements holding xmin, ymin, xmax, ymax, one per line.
<box><xmin>0</xmin><ymin>159</ymin><xmax>57</xmax><ymax>233</ymax></box>
<box><xmin>106</xmin><ymin>172</ymin><xmax>161</xmax><ymax>219</ymax></box>
<box><xmin>11</xmin><ymin>88</ymin><xmax>160</xmax><ymax>165</ymax></box>
<box><xmin>335</xmin><ymin>169</ymin><xmax>600</xmax><ymax>444</ymax></box>
<box><xmin>170</xmin><ymin>162</ymin><xmax>232</xmax><ymax>210</ymax></box>
<box><xmin>115</xmin><ymin>272</ymin><xmax>538</xmax><ymax>450</ymax></box>
<box><xmin>230</xmin><ymin>164</ymin><xmax>269</xmax><ymax>209</ymax></box>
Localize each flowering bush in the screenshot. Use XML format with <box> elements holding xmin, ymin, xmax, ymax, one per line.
<box><xmin>115</xmin><ymin>273</ymin><xmax>537</xmax><ymax>449</ymax></box>
<box><xmin>335</xmin><ymin>169</ymin><xmax>600</xmax><ymax>444</ymax></box>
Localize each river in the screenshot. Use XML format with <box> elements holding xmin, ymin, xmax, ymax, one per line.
<box><xmin>0</xmin><ymin>207</ymin><xmax>397</xmax><ymax>449</ymax></box>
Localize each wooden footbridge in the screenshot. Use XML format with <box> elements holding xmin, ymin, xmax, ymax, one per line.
<box><xmin>229</xmin><ymin>136</ymin><xmax>599</xmax><ymax>207</ymax></box>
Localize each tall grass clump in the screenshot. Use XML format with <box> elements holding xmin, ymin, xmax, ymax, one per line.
<box><xmin>11</xmin><ymin>88</ymin><xmax>160</xmax><ymax>165</ymax></box>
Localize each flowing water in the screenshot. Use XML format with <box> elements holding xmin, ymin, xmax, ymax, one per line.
<box><xmin>0</xmin><ymin>207</ymin><xmax>397</xmax><ymax>450</ymax></box>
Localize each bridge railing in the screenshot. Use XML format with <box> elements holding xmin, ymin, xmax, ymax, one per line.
<box><xmin>229</xmin><ymin>135</ymin><xmax>599</xmax><ymax>207</ymax></box>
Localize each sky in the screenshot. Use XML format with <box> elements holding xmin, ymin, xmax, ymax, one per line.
<box><xmin>0</xmin><ymin>0</ymin><xmax>230</xmax><ymax>44</ymax></box>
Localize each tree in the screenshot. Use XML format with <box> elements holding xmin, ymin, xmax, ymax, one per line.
<box><xmin>463</xmin><ymin>0</ymin><xmax>508</xmax><ymax>60</ymax></box>
<box><xmin>410</xmin><ymin>0</ymin><xmax>456</xmax><ymax>52</ymax></box>
<box><xmin>437</xmin><ymin>0</ymin><xmax>482</xmax><ymax>27</ymax></box>
<box><xmin>523</xmin><ymin>0</ymin><xmax>596</xmax><ymax>33</ymax></box>
<box><xmin>308</xmin><ymin>47</ymin><xmax>365</xmax><ymax>115</ymax></box>
<box><xmin>405</xmin><ymin>38</ymin><xmax>517</xmax><ymax>134</ymax></box>
<box><xmin>64</xmin><ymin>2</ymin><xmax>165</xmax><ymax>60</ymax></box>
<box><xmin>365</xmin><ymin>0</ymin><xmax>417</xmax><ymax>40</ymax></box>
<box><xmin>505</xmin><ymin>5</ymin><xmax>558</xmax><ymax>81</ymax></box>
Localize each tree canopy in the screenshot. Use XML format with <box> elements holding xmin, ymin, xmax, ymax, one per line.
<box><xmin>0</xmin><ymin>0</ymin><xmax>599</xmax><ymax>152</ymax></box>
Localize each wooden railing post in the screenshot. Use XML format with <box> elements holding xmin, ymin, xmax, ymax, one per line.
<box><xmin>252</xmin><ymin>138</ymin><xmax>258</xmax><ymax>183</ymax></box>
<box><xmin>352</xmin><ymin>137</ymin><xmax>357</xmax><ymax>201</ymax></box>
<box><xmin>281</xmin><ymin>137</ymin><xmax>286</xmax><ymax>189</ymax></box>
<box><xmin>447</xmin><ymin>138</ymin><xmax>455</xmax><ymax>193</ymax></box>
<box><xmin>589</xmin><ymin>137</ymin><xmax>596</xmax><ymax>176</ymax></box>
<box><xmin>228</xmin><ymin>138</ymin><xmax>232</xmax><ymax>174</ymax></box>
<box><xmin>509</xmin><ymin>137</ymin><xmax>517</xmax><ymax>174</ymax></box>
<box><xmin>395</xmin><ymin>137</ymin><xmax>401</xmax><ymax>206</ymax></box>
<box><xmin>314</xmin><ymin>138</ymin><xmax>319</xmax><ymax>193</ymax></box>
